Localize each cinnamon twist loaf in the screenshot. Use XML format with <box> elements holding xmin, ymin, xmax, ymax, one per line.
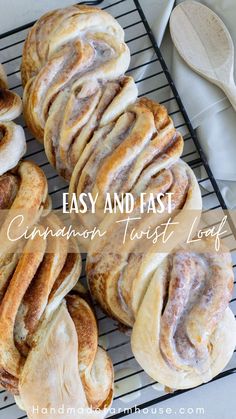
<box><xmin>132</xmin><ymin>240</ymin><xmax>236</xmax><ymax>389</ymax></box>
<box><xmin>22</xmin><ymin>5</ymin><xmax>134</xmax><ymax>179</ymax></box>
<box><xmin>0</xmin><ymin>42</ymin><xmax>114</xmax><ymax>416</ymax></box>
<box><xmin>0</xmin><ymin>168</ymin><xmax>113</xmax><ymax>415</ymax></box>
<box><xmin>21</xmin><ymin>4</ymin><xmax>236</xmax><ymax>393</ymax></box>
<box><xmin>0</xmin><ymin>213</ymin><xmax>113</xmax><ymax>417</ymax></box>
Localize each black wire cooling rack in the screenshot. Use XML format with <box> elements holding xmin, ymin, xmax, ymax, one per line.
<box><xmin>0</xmin><ymin>0</ymin><xmax>236</xmax><ymax>418</ymax></box>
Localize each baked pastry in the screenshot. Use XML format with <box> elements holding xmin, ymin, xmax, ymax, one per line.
<box><xmin>131</xmin><ymin>239</ymin><xmax>236</xmax><ymax>389</ymax></box>
<box><xmin>0</xmin><ymin>160</ymin><xmax>49</xmax><ymax>299</ymax></box>
<box><xmin>18</xmin><ymin>298</ymin><xmax>113</xmax><ymax>419</ymax></box>
<box><xmin>21</xmin><ymin>3</ymin><xmax>236</xmax><ymax>395</ymax></box>
<box><xmin>0</xmin><ymin>214</ymin><xmax>69</xmax><ymax>391</ymax></box>
<box><xmin>22</xmin><ymin>4</ymin><xmax>133</xmax><ymax>179</ymax></box>
<box><xmin>0</xmin><ymin>30</ymin><xmax>114</xmax><ymax>414</ymax></box>
<box><xmin>0</xmin><ymin>213</ymin><xmax>113</xmax><ymax>416</ymax></box>
<box><xmin>0</xmin><ymin>64</ymin><xmax>26</xmax><ymax>175</ymax></box>
<box><xmin>86</xmin><ymin>159</ymin><xmax>202</xmax><ymax>327</ymax></box>
<box><xmin>0</xmin><ymin>64</ymin><xmax>8</xmax><ymax>89</ymax></box>
<box><xmin>0</xmin><ymin>64</ymin><xmax>49</xmax><ymax>299</ymax></box>
<box><xmin>69</xmin><ymin>98</ymin><xmax>183</xmax><ymax>231</ymax></box>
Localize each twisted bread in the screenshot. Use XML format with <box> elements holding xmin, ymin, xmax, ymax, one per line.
<box><xmin>131</xmin><ymin>240</ymin><xmax>236</xmax><ymax>389</ymax></box>
<box><xmin>1</xmin><ymin>29</ymin><xmax>114</xmax><ymax>414</ymax></box>
<box><xmin>18</xmin><ymin>299</ymin><xmax>113</xmax><ymax>419</ymax></box>
<box><xmin>0</xmin><ymin>161</ymin><xmax>49</xmax><ymax>299</ymax></box>
<box><xmin>86</xmin><ymin>159</ymin><xmax>202</xmax><ymax>327</ymax></box>
<box><xmin>0</xmin><ymin>90</ymin><xmax>22</xmax><ymax>122</ymax></box>
<box><xmin>0</xmin><ymin>230</ymin><xmax>47</xmax><ymax>392</ymax></box>
<box><xmin>0</xmin><ymin>213</ymin><xmax>113</xmax><ymax>415</ymax></box>
<box><xmin>69</xmin><ymin>98</ymin><xmax>183</xmax><ymax>230</ymax></box>
<box><xmin>21</xmin><ymin>4</ymin><xmax>236</xmax><ymax>394</ymax></box>
<box><xmin>22</xmin><ymin>5</ymin><xmax>133</xmax><ymax>179</ymax></box>
<box><xmin>0</xmin><ymin>64</ymin><xmax>26</xmax><ymax>175</ymax></box>
<box><xmin>66</xmin><ymin>294</ymin><xmax>113</xmax><ymax>410</ymax></box>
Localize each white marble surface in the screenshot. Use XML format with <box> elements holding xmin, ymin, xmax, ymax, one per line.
<box><xmin>0</xmin><ymin>1</ymin><xmax>235</xmax><ymax>418</ymax></box>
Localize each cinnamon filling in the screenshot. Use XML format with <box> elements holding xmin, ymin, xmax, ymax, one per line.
<box><xmin>160</xmin><ymin>251</ymin><xmax>233</xmax><ymax>372</ymax></box>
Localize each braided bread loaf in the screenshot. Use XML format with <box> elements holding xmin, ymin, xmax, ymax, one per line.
<box><xmin>0</xmin><ymin>167</ymin><xmax>113</xmax><ymax>415</ymax></box>
<box><xmin>0</xmin><ymin>64</ymin><xmax>26</xmax><ymax>175</ymax></box>
<box><xmin>21</xmin><ymin>4</ymin><xmax>236</xmax><ymax>394</ymax></box>
<box><xmin>0</xmin><ymin>213</ymin><xmax>113</xmax><ymax>416</ymax></box>
<box><xmin>22</xmin><ymin>5</ymin><xmax>134</xmax><ymax>179</ymax></box>
<box><xmin>0</xmin><ymin>119</ymin><xmax>113</xmax><ymax>413</ymax></box>
<box><xmin>0</xmin><ymin>68</ymin><xmax>48</xmax><ymax>300</ymax></box>
<box><xmin>0</xmin><ymin>48</ymin><xmax>114</xmax><ymax>416</ymax></box>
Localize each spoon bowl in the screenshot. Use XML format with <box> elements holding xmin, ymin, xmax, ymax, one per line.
<box><xmin>170</xmin><ymin>0</ymin><xmax>236</xmax><ymax>110</ymax></box>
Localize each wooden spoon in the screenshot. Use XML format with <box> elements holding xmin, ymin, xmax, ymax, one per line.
<box><xmin>170</xmin><ymin>0</ymin><xmax>236</xmax><ymax>111</ymax></box>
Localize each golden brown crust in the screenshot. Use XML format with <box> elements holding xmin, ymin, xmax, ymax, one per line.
<box><xmin>0</xmin><ymin>88</ymin><xmax>22</xmax><ymax>122</ymax></box>
<box><xmin>0</xmin><ymin>122</ymin><xmax>25</xmax><ymax>176</ymax></box>
<box><xmin>15</xmin><ymin>215</ymin><xmax>68</xmax><ymax>355</ymax></box>
<box><xmin>0</xmin><ymin>29</ymin><xmax>114</xmax><ymax>411</ymax></box>
<box><xmin>67</xmin><ymin>294</ymin><xmax>114</xmax><ymax>410</ymax></box>
<box><xmin>0</xmin><ymin>368</ymin><xmax>19</xmax><ymax>394</ymax></box>
<box><xmin>21</xmin><ymin>5</ymin><xmax>125</xmax><ymax>86</ymax></box>
<box><xmin>0</xmin><ymin>173</ymin><xmax>19</xmax><ymax>209</ymax></box>
<box><xmin>0</xmin><ymin>204</ymin><xmax>112</xmax><ymax>412</ymax></box>
<box><xmin>0</xmin><ymin>160</ymin><xmax>48</xmax><ymax>276</ymax></box>
<box><xmin>67</xmin><ymin>295</ymin><xmax>97</xmax><ymax>370</ymax></box>
<box><xmin>0</xmin><ymin>222</ymin><xmax>83</xmax><ymax>393</ymax></box>
<box><xmin>0</xmin><ymin>232</ymin><xmax>47</xmax><ymax>388</ymax></box>
<box><xmin>20</xmin><ymin>3</ymin><xmax>236</xmax><ymax>398</ymax></box>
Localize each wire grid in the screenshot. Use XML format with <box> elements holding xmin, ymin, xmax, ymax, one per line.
<box><xmin>0</xmin><ymin>0</ymin><xmax>236</xmax><ymax>417</ymax></box>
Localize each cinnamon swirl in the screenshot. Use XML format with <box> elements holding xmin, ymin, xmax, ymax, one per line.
<box><xmin>131</xmin><ymin>239</ymin><xmax>236</xmax><ymax>389</ymax></box>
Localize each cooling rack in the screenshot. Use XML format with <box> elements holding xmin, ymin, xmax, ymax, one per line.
<box><xmin>0</xmin><ymin>0</ymin><xmax>236</xmax><ymax>418</ymax></box>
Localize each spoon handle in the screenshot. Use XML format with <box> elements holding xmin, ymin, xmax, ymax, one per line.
<box><xmin>222</xmin><ymin>82</ymin><xmax>236</xmax><ymax>112</ymax></box>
